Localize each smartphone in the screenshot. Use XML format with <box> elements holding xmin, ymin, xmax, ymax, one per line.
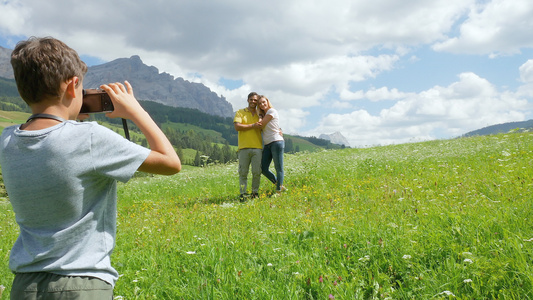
<box><xmin>81</xmin><ymin>89</ymin><xmax>114</xmax><ymax>113</ymax></box>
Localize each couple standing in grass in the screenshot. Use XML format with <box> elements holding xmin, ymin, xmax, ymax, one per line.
<box><xmin>233</xmin><ymin>92</ymin><xmax>285</xmax><ymax>200</ymax></box>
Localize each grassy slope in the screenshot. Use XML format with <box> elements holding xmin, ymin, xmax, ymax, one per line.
<box><xmin>2</xmin><ymin>133</ymin><xmax>532</xmax><ymax>298</ymax></box>
<box><xmin>162</xmin><ymin>121</ymin><xmax>226</xmax><ymax>143</ymax></box>
<box><xmin>0</xmin><ymin>110</ymin><xmax>29</xmax><ymax>130</ymax></box>
<box><xmin>284</xmin><ymin>134</ymin><xmax>324</xmax><ymax>152</ymax></box>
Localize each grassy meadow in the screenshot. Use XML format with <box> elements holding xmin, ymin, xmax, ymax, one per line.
<box><xmin>1</xmin><ymin>132</ymin><xmax>533</xmax><ymax>299</ymax></box>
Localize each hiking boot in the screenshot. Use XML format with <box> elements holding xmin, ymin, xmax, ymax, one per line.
<box><xmin>239</xmin><ymin>194</ymin><xmax>247</xmax><ymax>202</ymax></box>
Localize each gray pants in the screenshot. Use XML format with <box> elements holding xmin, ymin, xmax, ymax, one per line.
<box><xmin>238</xmin><ymin>148</ymin><xmax>262</xmax><ymax>194</ymax></box>
<box><xmin>11</xmin><ymin>272</ymin><xmax>113</xmax><ymax>300</ymax></box>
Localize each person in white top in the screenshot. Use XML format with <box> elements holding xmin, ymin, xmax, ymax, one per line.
<box><xmin>255</xmin><ymin>95</ymin><xmax>286</xmax><ymax>193</ymax></box>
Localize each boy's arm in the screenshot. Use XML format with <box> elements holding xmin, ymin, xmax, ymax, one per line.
<box><xmin>100</xmin><ymin>81</ymin><xmax>181</xmax><ymax>175</ymax></box>
<box><xmin>131</xmin><ymin>109</ymin><xmax>181</xmax><ymax>175</ymax></box>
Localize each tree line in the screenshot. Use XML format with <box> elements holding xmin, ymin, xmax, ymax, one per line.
<box><xmin>0</xmin><ymin>76</ymin><xmax>345</xmax><ymax>167</ymax></box>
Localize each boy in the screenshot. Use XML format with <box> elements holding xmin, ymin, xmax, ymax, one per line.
<box><xmin>0</xmin><ymin>37</ymin><xmax>181</xmax><ymax>299</ymax></box>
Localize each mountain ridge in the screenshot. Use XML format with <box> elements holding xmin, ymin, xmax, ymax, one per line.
<box><xmin>83</xmin><ymin>55</ymin><xmax>234</xmax><ymax>118</ymax></box>
<box><xmin>0</xmin><ymin>46</ymin><xmax>233</xmax><ymax>118</ymax></box>
<box><xmin>462</xmin><ymin>119</ymin><xmax>533</xmax><ymax>137</ymax></box>
<box><xmin>0</xmin><ymin>46</ymin><xmax>13</xmax><ymax>80</ymax></box>
<box><xmin>319</xmin><ymin>132</ymin><xmax>350</xmax><ymax>147</ymax></box>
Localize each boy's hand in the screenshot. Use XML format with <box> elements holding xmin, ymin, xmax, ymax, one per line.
<box><xmin>100</xmin><ymin>81</ymin><xmax>146</xmax><ymax>121</ymax></box>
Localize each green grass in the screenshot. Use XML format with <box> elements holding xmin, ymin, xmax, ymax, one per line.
<box><xmin>1</xmin><ymin>132</ymin><xmax>533</xmax><ymax>299</ymax></box>
<box><xmin>0</xmin><ymin>111</ymin><xmax>29</xmax><ymax>131</ymax></box>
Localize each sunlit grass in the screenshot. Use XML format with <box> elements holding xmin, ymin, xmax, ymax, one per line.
<box><xmin>1</xmin><ymin>133</ymin><xmax>533</xmax><ymax>299</ymax></box>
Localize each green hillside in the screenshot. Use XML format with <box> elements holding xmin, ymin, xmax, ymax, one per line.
<box><xmin>0</xmin><ymin>77</ymin><xmax>20</xmax><ymax>97</ymax></box>
<box><xmin>162</xmin><ymin>121</ymin><xmax>226</xmax><ymax>143</ymax></box>
<box><xmin>284</xmin><ymin>134</ymin><xmax>326</xmax><ymax>152</ymax></box>
<box><xmin>0</xmin><ymin>81</ymin><xmax>346</xmax><ymax>166</ymax></box>
<box><xmin>0</xmin><ymin>110</ymin><xmax>29</xmax><ymax>130</ymax></box>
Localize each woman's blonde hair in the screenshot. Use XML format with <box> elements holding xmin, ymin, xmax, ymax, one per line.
<box><xmin>257</xmin><ymin>95</ymin><xmax>273</xmax><ymax>117</ymax></box>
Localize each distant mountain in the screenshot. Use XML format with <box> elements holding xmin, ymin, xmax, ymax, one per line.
<box><xmin>0</xmin><ymin>46</ymin><xmax>234</xmax><ymax>118</ymax></box>
<box><xmin>462</xmin><ymin>120</ymin><xmax>533</xmax><ymax>137</ymax></box>
<box><xmin>0</xmin><ymin>46</ymin><xmax>13</xmax><ymax>79</ymax></box>
<box><xmin>84</xmin><ymin>55</ymin><xmax>233</xmax><ymax>118</ymax></box>
<box><xmin>319</xmin><ymin>132</ymin><xmax>350</xmax><ymax>147</ymax></box>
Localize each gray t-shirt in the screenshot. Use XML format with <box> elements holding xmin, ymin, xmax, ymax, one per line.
<box><xmin>0</xmin><ymin>120</ymin><xmax>151</xmax><ymax>286</ymax></box>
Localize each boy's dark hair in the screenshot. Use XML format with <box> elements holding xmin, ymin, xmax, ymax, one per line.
<box><xmin>11</xmin><ymin>36</ymin><xmax>88</xmax><ymax>104</ymax></box>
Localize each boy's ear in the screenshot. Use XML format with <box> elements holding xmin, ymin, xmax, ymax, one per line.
<box><xmin>65</xmin><ymin>76</ymin><xmax>79</xmax><ymax>99</ymax></box>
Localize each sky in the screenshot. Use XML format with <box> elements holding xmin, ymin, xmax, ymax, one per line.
<box><xmin>1</xmin><ymin>0</ymin><xmax>533</xmax><ymax>147</ymax></box>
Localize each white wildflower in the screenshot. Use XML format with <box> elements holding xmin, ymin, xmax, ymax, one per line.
<box><xmin>437</xmin><ymin>290</ymin><xmax>456</xmax><ymax>297</ymax></box>
<box><xmin>186</xmin><ymin>251</ymin><xmax>196</xmax><ymax>255</ymax></box>
<box><xmin>463</xmin><ymin>279</ymin><xmax>472</xmax><ymax>283</ymax></box>
<box><xmin>267</xmin><ymin>263</ymin><xmax>273</xmax><ymax>267</ymax></box>
<box><xmin>402</xmin><ymin>255</ymin><xmax>411</xmax><ymax>259</ymax></box>
<box><xmin>220</xmin><ymin>202</ymin><xmax>235</xmax><ymax>208</ymax></box>
<box><xmin>463</xmin><ymin>258</ymin><xmax>473</xmax><ymax>264</ymax></box>
<box><xmin>358</xmin><ymin>255</ymin><xmax>370</xmax><ymax>262</ymax></box>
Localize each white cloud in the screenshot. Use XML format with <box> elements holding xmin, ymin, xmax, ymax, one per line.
<box><xmin>330</xmin><ymin>101</ymin><xmax>353</xmax><ymax>109</ymax></box>
<box><xmin>518</xmin><ymin>60</ymin><xmax>533</xmax><ymax>98</ymax></box>
<box><xmin>312</xmin><ymin>72</ymin><xmax>530</xmax><ymax>147</ymax></box>
<box><xmin>433</xmin><ymin>0</ymin><xmax>533</xmax><ymax>55</ymax></box>
<box><xmin>0</xmin><ymin>0</ymin><xmax>470</xmax><ymax>77</ymax></box>
<box><xmin>0</xmin><ymin>1</ymin><xmax>29</xmax><ymax>37</ymax></box>
<box><xmin>209</xmin><ymin>53</ymin><xmax>400</xmax><ymax>113</ymax></box>
<box><xmin>278</xmin><ymin>109</ymin><xmax>310</xmax><ymax>135</ymax></box>
<box><xmin>341</xmin><ymin>86</ymin><xmax>408</xmax><ymax>102</ymax></box>
<box><xmin>519</xmin><ymin>60</ymin><xmax>533</xmax><ymax>83</ymax></box>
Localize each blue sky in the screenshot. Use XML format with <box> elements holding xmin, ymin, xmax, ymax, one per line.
<box><xmin>1</xmin><ymin>0</ymin><xmax>532</xmax><ymax>147</ymax></box>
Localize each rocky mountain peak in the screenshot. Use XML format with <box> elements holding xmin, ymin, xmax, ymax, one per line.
<box><xmin>0</xmin><ymin>47</ymin><xmax>234</xmax><ymax>118</ymax></box>
<box><xmin>319</xmin><ymin>132</ymin><xmax>350</xmax><ymax>147</ymax></box>
<box><xmin>83</xmin><ymin>55</ymin><xmax>234</xmax><ymax>118</ymax></box>
<box><xmin>0</xmin><ymin>46</ymin><xmax>14</xmax><ymax>79</ymax></box>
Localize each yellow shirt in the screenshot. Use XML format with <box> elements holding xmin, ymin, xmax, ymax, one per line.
<box><xmin>234</xmin><ymin>108</ymin><xmax>262</xmax><ymax>150</ymax></box>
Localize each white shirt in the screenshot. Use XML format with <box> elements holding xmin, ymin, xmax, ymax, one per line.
<box><xmin>262</xmin><ymin>108</ymin><xmax>283</xmax><ymax>145</ymax></box>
